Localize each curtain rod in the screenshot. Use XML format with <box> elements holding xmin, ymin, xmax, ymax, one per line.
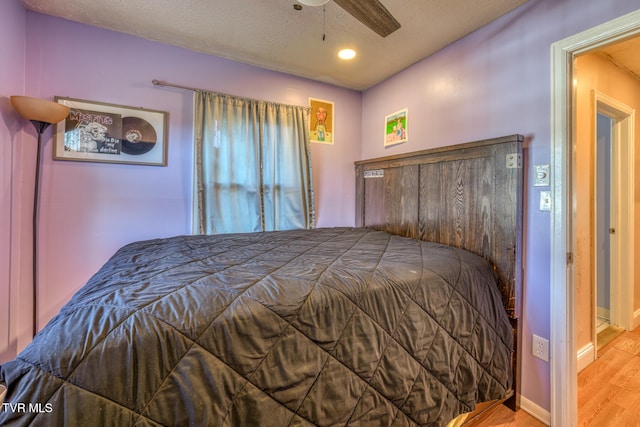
<box><xmin>152</xmin><ymin>79</ymin><xmax>197</xmax><ymax>92</ymax></box>
<box><xmin>151</xmin><ymin>79</ymin><xmax>310</xmax><ymax>111</ymax></box>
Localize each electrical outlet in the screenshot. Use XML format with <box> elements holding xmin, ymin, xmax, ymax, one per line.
<box><xmin>532</xmin><ymin>334</ymin><xmax>549</xmax><ymax>362</ymax></box>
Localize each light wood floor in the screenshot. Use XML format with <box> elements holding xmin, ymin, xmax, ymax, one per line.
<box><xmin>578</xmin><ymin>326</ymin><xmax>640</xmax><ymax>426</ymax></box>
<box><xmin>466</xmin><ymin>404</ymin><xmax>545</xmax><ymax>426</ymax></box>
<box><xmin>466</xmin><ymin>326</ymin><xmax>640</xmax><ymax>426</ymax></box>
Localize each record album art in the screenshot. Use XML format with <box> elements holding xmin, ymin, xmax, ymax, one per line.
<box><xmin>121</xmin><ymin>116</ymin><xmax>157</xmax><ymax>155</ymax></box>
<box><xmin>54</xmin><ymin>97</ymin><xmax>167</xmax><ymax>166</ymax></box>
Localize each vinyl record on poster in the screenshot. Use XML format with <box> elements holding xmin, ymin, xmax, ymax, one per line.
<box><xmin>121</xmin><ymin>116</ymin><xmax>157</xmax><ymax>155</ymax></box>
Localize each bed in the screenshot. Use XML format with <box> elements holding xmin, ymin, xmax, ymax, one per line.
<box><xmin>354</xmin><ymin>134</ymin><xmax>524</xmax><ymax>423</ymax></box>
<box><xmin>0</xmin><ymin>134</ymin><xmax>523</xmax><ymax>426</ymax></box>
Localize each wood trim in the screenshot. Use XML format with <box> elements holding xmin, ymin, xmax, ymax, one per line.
<box><xmin>354</xmin><ymin>134</ymin><xmax>522</xmax><ymax>167</ymax></box>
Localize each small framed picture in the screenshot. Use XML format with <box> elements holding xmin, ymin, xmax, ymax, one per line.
<box><xmin>384</xmin><ymin>108</ymin><xmax>408</xmax><ymax>147</ymax></box>
<box><xmin>309</xmin><ymin>98</ymin><xmax>334</xmax><ymax>144</ymax></box>
<box><xmin>53</xmin><ymin>97</ymin><xmax>168</xmax><ymax>166</ymax></box>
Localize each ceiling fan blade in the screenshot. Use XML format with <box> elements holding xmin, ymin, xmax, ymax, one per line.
<box><xmin>333</xmin><ymin>0</ymin><xmax>401</xmax><ymax>37</ymax></box>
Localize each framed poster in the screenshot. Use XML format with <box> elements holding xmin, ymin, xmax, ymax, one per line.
<box><xmin>53</xmin><ymin>97</ymin><xmax>168</xmax><ymax>166</ymax></box>
<box><xmin>309</xmin><ymin>98</ymin><xmax>334</xmax><ymax>144</ymax></box>
<box><xmin>384</xmin><ymin>108</ymin><xmax>408</xmax><ymax>147</ymax></box>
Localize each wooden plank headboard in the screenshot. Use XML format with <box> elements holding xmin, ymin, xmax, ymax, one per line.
<box><xmin>354</xmin><ymin>134</ymin><xmax>524</xmax><ymax>320</ymax></box>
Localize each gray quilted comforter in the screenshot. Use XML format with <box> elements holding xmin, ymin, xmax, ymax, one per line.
<box><xmin>0</xmin><ymin>228</ymin><xmax>513</xmax><ymax>426</ymax></box>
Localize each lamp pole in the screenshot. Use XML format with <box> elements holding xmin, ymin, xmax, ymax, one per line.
<box><xmin>10</xmin><ymin>96</ymin><xmax>69</xmax><ymax>338</ymax></box>
<box><xmin>30</xmin><ymin>121</ymin><xmax>51</xmax><ymax>337</ymax></box>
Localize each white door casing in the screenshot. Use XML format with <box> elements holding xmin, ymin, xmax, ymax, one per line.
<box><xmin>550</xmin><ymin>9</ymin><xmax>639</xmax><ymax>427</ymax></box>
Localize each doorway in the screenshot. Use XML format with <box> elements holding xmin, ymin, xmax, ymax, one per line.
<box><xmin>595</xmin><ymin>111</ymin><xmax>612</xmax><ymax>339</ymax></box>
<box><xmin>572</xmin><ymin>65</ymin><xmax>635</xmax><ymax>372</ymax></box>
<box><xmin>592</xmin><ymin>93</ymin><xmax>634</xmax><ymax>353</ymax></box>
<box><xmin>550</xmin><ymin>10</ymin><xmax>639</xmax><ymax>427</ymax></box>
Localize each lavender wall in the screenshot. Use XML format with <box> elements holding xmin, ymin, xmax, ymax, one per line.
<box><xmin>20</xmin><ymin>13</ymin><xmax>361</xmax><ymax>338</ymax></box>
<box><xmin>361</xmin><ymin>0</ymin><xmax>639</xmax><ymax>413</ymax></box>
<box><xmin>0</xmin><ymin>0</ymin><xmax>32</xmax><ymax>363</ymax></box>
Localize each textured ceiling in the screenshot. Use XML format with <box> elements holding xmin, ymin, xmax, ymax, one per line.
<box><xmin>20</xmin><ymin>0</ymin><xmax>529</xmax><ymax>90</ymax></box>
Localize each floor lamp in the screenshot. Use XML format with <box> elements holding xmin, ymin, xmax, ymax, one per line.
<box><xmin>10</xmin><ymin>96</ymin><xmax>70</xmax><ymax>337</ymax></box>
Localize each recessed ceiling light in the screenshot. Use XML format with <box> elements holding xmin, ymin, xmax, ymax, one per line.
<box><xmin>298</xmin><ymin>0</ymin><xmax>330</xmax><ymax>6</ymax></box>
<box><xmin>338</xmin><ymin>49</ymin><xmax>356</xmax><ymax>60</ymax></box>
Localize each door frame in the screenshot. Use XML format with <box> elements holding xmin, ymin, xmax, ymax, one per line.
<box><xmin>592</xmin><ymin>91</ymin><xmax>634</xmax><ymax>340</ymax></box>
<box><xmin>593</xmin><ymin>99</ymin><xmax>615</xmax><ymax>342</ymax></box>
<box><xmin>550</xmin><ymin>9</ymin><xmax>639</xmax><ymax>427</ymax></box>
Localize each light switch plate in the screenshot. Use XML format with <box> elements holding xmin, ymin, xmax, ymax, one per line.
<box><xmin>534</xmin><ymin>164</ymin><xmax>550</xmax><ymax>186</ymax></box>
<box><xmin>540</xmin><ymin>191</ymin><xmax>551</xmax><ymax>211</ymax></box>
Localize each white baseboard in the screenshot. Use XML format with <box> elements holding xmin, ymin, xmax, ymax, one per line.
<box><xmin>521</xmin><ymin>395</ymin><xmax>551</xmax><ymax>426</ymax></box>
<box><xmin>576</xmin><ymin>343</ymin><xmax>595</xmax><ymax>373</ymax></box>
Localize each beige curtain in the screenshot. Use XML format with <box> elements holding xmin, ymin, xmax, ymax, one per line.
<box><xmin>193</xmin><ymin>90</ymin><xmax>315</xmax><ymax>234</ymax></box>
